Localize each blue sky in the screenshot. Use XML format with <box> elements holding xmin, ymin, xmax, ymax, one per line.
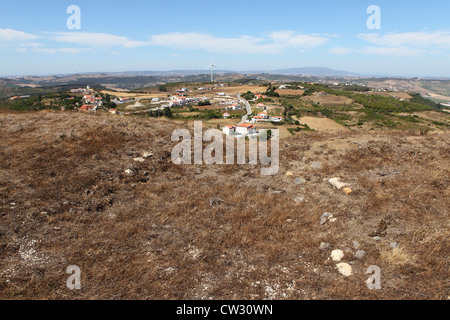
<box><xmin>0</xmin><ymin>0</ymin><xmax>449</xmax><ymax>77</ymax></box>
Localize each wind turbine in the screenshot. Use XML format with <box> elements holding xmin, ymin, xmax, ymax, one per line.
<box><xmin>207</xmin><ymin>59</ymin><xmax>216</xmax><ymax>83</ymax></box>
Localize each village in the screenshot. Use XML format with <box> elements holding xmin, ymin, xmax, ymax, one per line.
<box><xmin>64</xmin><ymin>83</ymin><xmax>291</xmax><ymax>139</ymax></box>
<box><xmin>40</xmin><ymin>79</ymin><xmax>449</xmax><ymax>142</ymax></box>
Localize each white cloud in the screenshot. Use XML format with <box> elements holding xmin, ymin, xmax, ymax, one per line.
<box><xmin>150</xmin><ymin>31</ymin><xmax>330</xmax><ymax>54</ymax></box>
<box><xmin>31</xmin><ymin>48</ymin><xmax>89</xmax><ymax>54</ymax></box>
<box><xmin>0</xmin><ymin>28</ymin><xmax>42</xmax><ymax>51</ymax></box>
<box><xmin>0</xmin><ymin>28</ymin><xmax>331</xmax><ymax>55</ymax></box>
<box><xmin>0</xmin><ymin>28</ymin><xmax>39</xmax><ymax>42</ymax></box>
<box><xmin>358</xmin><ymin>31</ymin><xmax>450</xmax><ymax>56</ymax></box>
<box><xmin>358</xmin><ymin>31</ymin><xmax>450</xmax><ymax>49</ymax></box>
<box><xmin>267</xmin><ymin>30</ymin><xmax>330</xmax><ymax>49</ymax></box>
<box><xmin>329</xmin><ymin>46</ymin><xmax>352</xmax><ymax>55</ymax></box>
<box><xmin>1</xmin><ymin>28</ymin><xmax>331</xmax><ymax>55</ymax></box>
<box><xmin>150</xmin><ymin>32</ymin><xmax>268</xmax><ymax>54</ymax></box>
<box><xmin>48</xmin><ymin>32</ymin><xmax>147</xmax><ymax>49</ymax></box>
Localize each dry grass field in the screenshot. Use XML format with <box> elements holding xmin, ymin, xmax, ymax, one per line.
<box><xmin>301</xmin><ymin>95</ymin><xmax>354</xmax><ymax>106</ymax></box>
<box><xmin>100</xmin><ymin>90</ymin><xmax>170</xmax><ymax>99</ymax></box>
<box><xmin>363</xmin><ymin>92</ymin><xmax>412</xmax><ymax>100</ymax></box>
<box><xmin>402</xmin><ymin>111</ymin><xmax>450</xmax><ymax>124</ymax></box>
<box><xmin>296</xmin><ymin>116</ymin><xmax>348</xmax><ymax>132</ymax></box>
<box><xmin>0</xmin><ymin>110</ymin><xmax>448</xmax><ymax>300</ymax></box>
<box><xmin>276</xmin><ymin>89</ymin><xmax>305</xmax><ymax>96</ymax></box>
<box><xmin>216</xmin><ymin>85</ymin><xmax>263</xmax><ymax>95</ymax></box>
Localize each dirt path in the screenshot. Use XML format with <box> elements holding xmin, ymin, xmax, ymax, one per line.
<box><xmin>126</xmin><ymin>99</ymin><xmax>144</xmax><ymax>109</ymax></box>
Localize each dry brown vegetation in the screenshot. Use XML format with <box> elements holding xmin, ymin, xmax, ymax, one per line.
<box><xmin>275</xmin><ymin>89</ymin><xmax>305</xmax><ymax>96</ymax></box>
<box><xmin>301</xmin><ymin>94</ymin><xmax>354</xmax><ymax>105</ymax></box>
<box><xmin>0</xmin><ymin>110</ymin><xmax>448</xmax><ymax>300</ymax></box>
<box><xmin>295</xmin><ymin>116</ymin><xmax>348</xmax><ymax>132</ymax></box>
<box><xmin>216</xmin><ymin>85</ymin><xmax>263</xmax><ymax>95</ymax></box>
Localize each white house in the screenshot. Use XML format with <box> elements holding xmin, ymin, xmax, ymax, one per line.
<box><xmin>257</xmin><ymin>111</ymin><xmax>269</xmax><ymax>119</ymax></box>
<box><xmin>223</xmin><ymin>125</ymin><xmax>236</xmax><ymax>135</ymax></box>
<box><xmin>236</xmin><ymin>123</ymin><xmax>257</xmax><ymax>135</ymax></box>
<box><xmin>223</xmin><ymin>112</ymin><xmax>231</xmax><ymax>119</ymax></box>
<box><xmin>252</xmin><ymin>116</ymin><xmax>267</xmax><ymax>123</ymax></box>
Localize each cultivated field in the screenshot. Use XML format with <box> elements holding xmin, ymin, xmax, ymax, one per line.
<box><xmin>0</xmin><ymin>110</ymin><xmax>448</xmax><ymax>300</ymax></box>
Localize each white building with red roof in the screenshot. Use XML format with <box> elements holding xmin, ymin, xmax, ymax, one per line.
<box><xmin>223</xmin><ymin>125</ymin><xmax>236</xmax><ymax>135</ymax></box>
<box><xmin>257</xmin><ymin>111</ymin><xmax>269</xmax><ymax>119</ymax></box>
<box><xmin>235</xmin><ymin>123</ymin><xmax>257</xmax><ymax>135</ymax></box>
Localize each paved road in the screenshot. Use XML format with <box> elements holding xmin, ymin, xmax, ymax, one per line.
<box><xmin>237</xmin><ymin>93</ymin><xmax>252</xmax><ymax>125</ymax></box>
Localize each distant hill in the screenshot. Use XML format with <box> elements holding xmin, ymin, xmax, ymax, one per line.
<box><xmin>119</xmin><ymin>70</ymin><xmax>235</xmax><ymax>76</ymax></box>
<box><xmin>98</xmin><ymin>67</ymin><xmax>359</xmax><ymax>77</ymax></box>
<box><xmin>269</xmin><ymin>67</ymin><xmax>360</xmax><ymax>77</ymax></box>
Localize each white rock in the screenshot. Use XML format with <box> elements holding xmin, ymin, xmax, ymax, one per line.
<box><xmin>163</xmin><ymin>267</ymin><xmax>177</xmax><ymax>274</ymax></box>
<box><xmin>336</xmin><ymin>263</ymin><xmax>353</xmax><ymax>277</ymax></box>
<box><xmin>125</xmin><ymin>169</ymin><xmax>133</xmax><ymax>175</ymax></box>
<box><xmin>142</xmin><ymin>152</ymin><xmax>154</xmax><ymax>158</ymax></box>
<box><xmin>355</xmin><ymin>250</ymin><xmax>366</xmax><ymax>259</ymax></box>
<box><xmin>329</xmin><ymin>177</ymin><xmax>351</xmax><ymax>190</ymax></box>
<box><xmin>390</xmin><ymin>242</ymin><xmax>399</xmax><ymax>250</ymax></box>
<box><xmin>331</xmin><ymin>250</ymin><xmax>345</xmax><ymax>262</ymax></box>
<box><xmin>311</xmin><ymin>161</ymin><xmax>322</xmax><ymax>169</ymax></box>
<box><xmin>320</xmin><ymin>212</ymin><xmax>333</xmax><ymax>225</ymax></box>
<box><xmin>320</xmin><ymin>242</ymin><xmax>331</xmax><ymax>250</ymax></box>
<box><xmin>133</xmin><ymin>157</ymin><xmax>146</xmax><ymax>163</ymax></box>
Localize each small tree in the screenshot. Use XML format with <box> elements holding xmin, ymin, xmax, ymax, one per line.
<box><xmin>163</xmin><ymin>107</ymin><xmax>173</xmax><ymax>118</ymax></box>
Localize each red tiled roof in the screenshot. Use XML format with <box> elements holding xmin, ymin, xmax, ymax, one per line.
<box><xmin>237</xmin><ymin>123</ymin><xmax>255</xmax><ymax>129</ymax></box>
